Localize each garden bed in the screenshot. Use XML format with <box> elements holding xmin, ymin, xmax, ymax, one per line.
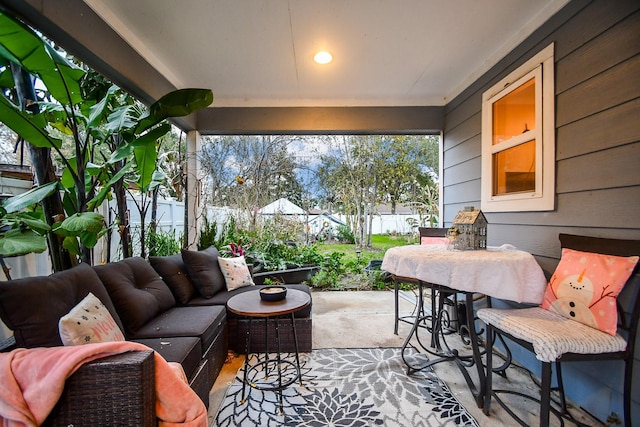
<box><xmin>252</xmin><ymin>266</ymin><xmax>320</xmax><ymax>285</ymax></box>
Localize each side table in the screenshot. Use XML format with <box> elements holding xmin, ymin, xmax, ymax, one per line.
<box><xmin>227</xmin><ymin>288</ymin><xmax>311</xmax><ymax>413</ymax></box>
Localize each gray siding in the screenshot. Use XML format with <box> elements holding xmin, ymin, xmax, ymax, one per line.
<box><xmin>442</xmin><ymin>0</ymin><xmax>640</xmax><ymax>423</ymax></box>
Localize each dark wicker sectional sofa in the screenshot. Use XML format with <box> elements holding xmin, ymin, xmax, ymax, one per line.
<box><xmin>0</xmin><ymin>246</ymin><xmax>312</xmax><ymax>426</ymax></box>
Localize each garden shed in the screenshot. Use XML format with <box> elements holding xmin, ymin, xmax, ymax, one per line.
<box><xmin>257</xmin><ymin>198</ymin><xmax>306</xmax><ymax>218</ymax></box>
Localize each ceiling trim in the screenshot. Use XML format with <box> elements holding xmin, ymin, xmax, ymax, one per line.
<box><xmin>197</xmin><ymin>106</ymin><xmax>444</xmax><ymax>135</ymax></box>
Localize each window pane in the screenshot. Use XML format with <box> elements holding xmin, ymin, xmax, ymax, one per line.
<box><xmin>492</xmin><ymin>78</ymin><xmax>535</xmax><ymax>145</ymax></box>
<box><xmin>492</xmin><ymin>140</ymin><xmax>536</xmax><ymax>195</ymax></box>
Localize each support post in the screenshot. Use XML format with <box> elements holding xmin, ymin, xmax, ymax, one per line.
<box><xmin>185</xmin><ymin>130</ymin><xmax>202</xmax><ymax>250</ymax></box>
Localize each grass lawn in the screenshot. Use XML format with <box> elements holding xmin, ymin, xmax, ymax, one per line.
<box><xmin>315</xmin><ymin>234</ymin><xmax>417</xmax><ymax>264</ymax></box>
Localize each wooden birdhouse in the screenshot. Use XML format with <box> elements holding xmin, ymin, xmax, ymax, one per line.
<box><xmin>451</xmin><ymin>206</ymin><xmax>487</xmax><ymax>250</ymax></box>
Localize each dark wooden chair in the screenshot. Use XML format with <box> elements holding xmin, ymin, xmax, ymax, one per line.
<box><xmin>478</xmin><ymin>234</ymin><xmax>640</xmax><ymax>427</ymax></box>
<box><xmin>392</xmin><ymin>227</ymin><xmax>449</xmax><ymax>334</ymax></box>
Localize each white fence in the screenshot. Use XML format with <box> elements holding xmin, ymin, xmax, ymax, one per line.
<box><xmin>335</xmin><ymin>213</ymin><xmax>429</xmax><ymax>235</ymax></box>
<box><xmin>95</xmin><ymin>195</ymin><xmax>185</xmax><ymax>263</ymax></box>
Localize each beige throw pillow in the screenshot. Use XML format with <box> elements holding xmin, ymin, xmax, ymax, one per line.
<box><xmin>59</xmin><ymin>292</ymin><xmax>125</xmax><ymax>345</ymax></box>
<box><xmin>218</xmin><ymin>256</ymin><xmax>255</xmax><ymax>291</ymax></box>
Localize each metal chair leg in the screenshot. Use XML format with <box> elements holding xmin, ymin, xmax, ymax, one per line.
<box><xmin>483</xmin><ymin>324</ymin><xmax>493</xmax><ymax>416</ymax></box>
<box><xmin>540</xmin><ymin>362</ymin><xmax>552</xmax><ymax>427</ymax></box>
<box><xmin>394</xmin><ymin>280</ymin><xmax>399</xmax><ymax>335</ymax></box>
<box><xmin>623</xmin><ymin>356</ymin><xmax>633</xmax><ymax>427</ymax></box>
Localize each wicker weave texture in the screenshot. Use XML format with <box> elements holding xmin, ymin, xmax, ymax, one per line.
<box><xmin>44</xmin><ymin>350</ymin><xmax>155</xmax><ymax>427</ymax></box>
<box><xmin>228</xmin><ymin>317</ymin><xmax>312</xmax><ymax>353</ymax></box>
<box><xmin>206</xmin><ymin>323</ymin><xmax>229</xmax><ymax>380</ymax></box>
<box><xmin>189</xmin><ymin>359</ymin><xmax>210</xmax><ymax>408</ymax></box>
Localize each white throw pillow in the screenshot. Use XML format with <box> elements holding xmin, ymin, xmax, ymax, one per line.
<box><xmin>59</xmin><ymin>292</ymin><xmax>125</xmax><ymax>345</ymax></box>
<box><xmin>218</xmin><ymin>256</ymin><xmax>255</xmax><ymax>291</ymax></box>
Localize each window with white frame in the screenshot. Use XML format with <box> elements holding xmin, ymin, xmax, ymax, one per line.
<box><xmin>481</xmin><ymin>43</ymin><xmax>555</xmax><ymax>212</ymax></box>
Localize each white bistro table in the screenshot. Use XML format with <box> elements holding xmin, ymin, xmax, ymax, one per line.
<box><xmin>381</xmin><ymin>244</ymin><xmax>547</xmax><ymax>407</ymax></box>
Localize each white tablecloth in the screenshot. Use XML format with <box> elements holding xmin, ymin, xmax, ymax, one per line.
<box><xmin>381</xmin><ymin>244</ymin><xmax>547</xmax><ymax>304</ymax></box>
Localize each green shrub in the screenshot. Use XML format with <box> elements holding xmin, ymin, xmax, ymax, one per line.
<box><xmin>364</xmin><ymin>270</ymin><xmax>390</xmax><ymax>290</ymax></box>
<box><xmin>146</xmin><ymin>228</ymin><xmax>182</xmax><ymax>257</ymax></box>
<box><xmin>308</xmin><ymin>252</ymin><xmax>346</xmax><ymax>289</ymax></box>
<box><xmin>336</xmin><ymin>225</ymin><xmax>355</xmax><ymax>243</ymax></box>
<box><xmin>200</xmin><ymin>215</ymin><xmax>325</xmax><ymax>272</ymax></box>
<box><xmin>198</xmin><ymin>216</ymin><xmax>220</xmax><ymax>250</ymax></box>
<box><xmin>199</xmin><ymin>216</ymin><xmax>253</xmax><ymax>255</ymax></box>
<box><xmin>343</xmin><ymin>257</ymin><xmax>363</xmax><ymax>274</ymax></box>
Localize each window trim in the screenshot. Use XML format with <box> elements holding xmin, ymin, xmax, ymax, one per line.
<box><xmin>481</xmin><ymin>43</ymin><xmax>555</xmax><ymax>212</ymax></box>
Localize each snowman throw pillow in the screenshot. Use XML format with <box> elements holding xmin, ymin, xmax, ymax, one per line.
<box><xmin>541</xmin><ymin>248</ymin><xmax>638</xmax><ymax>335</ymax></box>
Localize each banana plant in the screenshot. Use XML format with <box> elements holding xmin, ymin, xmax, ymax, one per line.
<box><xmin>0</xmin><ymin>12</ymin><xmax>213</xmax><ymax>266</ymax></box>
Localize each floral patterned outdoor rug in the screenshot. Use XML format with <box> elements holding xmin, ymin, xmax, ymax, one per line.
<box><xmin>215</xmin><ymin>347</ymin><xmax>479</xmax><ymax>426</ymax></box>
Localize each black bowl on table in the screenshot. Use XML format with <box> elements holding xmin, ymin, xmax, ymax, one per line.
<box><xmin>259</xmin><ymin>286</ymin><xmax>287</xmax><ymax>301</ymax></box>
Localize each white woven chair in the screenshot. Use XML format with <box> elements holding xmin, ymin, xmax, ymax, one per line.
<box><xmin>478</xmin><ymin>234</ymin><xmax>640</xmax><ymax>427</ymax></box>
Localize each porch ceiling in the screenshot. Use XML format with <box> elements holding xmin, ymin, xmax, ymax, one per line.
<box><xmin>2</xmin><ymin>0</ymin><xmax>569</xmax><ymax>132</ymax></box>
<box><xmin>82</xmin><ymin>0</ymin><xmax>568</xmax><ymax>108</ymax></box>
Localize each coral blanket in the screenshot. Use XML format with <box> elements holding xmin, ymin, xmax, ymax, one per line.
<box><xmin>0</xmin><ymin>341</ymin><xmax>207</xmax><ymax>427</ymax></box>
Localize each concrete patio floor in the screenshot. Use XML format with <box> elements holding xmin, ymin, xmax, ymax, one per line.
<box><xmin>208</xmin><ymin>289</ymin><xmax>603</xmax><ymax>426</ymax></box>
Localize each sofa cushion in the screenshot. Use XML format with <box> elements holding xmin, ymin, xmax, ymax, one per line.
<box><xmin>181</xmin><ymin>246</ymin><xmax>226</xmax><ymax>298</ymax></box>
<box><xmin>59</xmin><ymin>292</ymin><xmax>126</xmax><ymax>345</ymax></box>
<box><xmin>128</xmin><ymin>305</ymin><xmax>226</xmax><ymax>354</ymax></box>
<box><xmin>93</xmin><ymin>257</ymin><xmax>176</xmax><ymax>335</ymax></box>
<box><xmin>133</xmin><ymin>336</ymin><xmax>202</xmax><ymax>380</ymax></box>
<box><xmin>218</xmin><ymin>256</ymin><xmax>255</xmax><ymax>291</ymax></box>
<box><xmin>149</xmin><ymin>254</ymin><xmax>197</xmax><ymax>304</ymax></box>
<box><xmin>0</xmin><ymin>263</ymin><xmax>124</xmax><ymax>348</ymax></box>
<box><xmin>187</xmin><ymin>284</ymin><xmax>313</xmax><ymax>318</ymax></box>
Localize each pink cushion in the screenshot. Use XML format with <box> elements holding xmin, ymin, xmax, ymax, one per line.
<box><xmin>420</xmin><ymin>237</ymin><xmax>449</xmax><ymax>246</ymax></box>
<box><xmin>541</xmin><ymin>248</ymin><xmax>639</xmax><ymax>335</ymax></box>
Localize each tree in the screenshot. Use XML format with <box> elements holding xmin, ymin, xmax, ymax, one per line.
<box><xmin>317</xmin><ymin>135</ymin><xmax>376</xmax><ymax>247</ymax></box>
<box><xmin>377</xmin><ymin>135</ymin><xmax>439</xmax><ymax>213</ymax></box>
<box><xmin>317</xmin><ymin>134</ymin><xmax>439</xmax><ymax>244</ymax></box>
<box><xmin>199</xmin><ymin>135</ymin><xmax>301</xmax><ymax>229</ymax></box>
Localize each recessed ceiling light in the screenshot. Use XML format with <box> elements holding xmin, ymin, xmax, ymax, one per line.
<box><xmin>314</xmin><ymin>51</ymin><xmax>333</xmax><ymax>64</ymax></box>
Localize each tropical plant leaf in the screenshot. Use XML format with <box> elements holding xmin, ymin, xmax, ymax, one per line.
<box><xmin>130</xmin><ymin>124</ymin><xmax>169</xmax><ymax>192</ymax></box>
<box><xmin>134</xmin><ymin>123</ymin><xmax>171</xmax><ymax>146</ymax></box>
<box><xmin>136</xmin><ymin>88</ymin><xmax>213</xmax><ymax>133</ymax></box>
<box><xmin>86</xmin><ymin>162</ymin><xmax>102</xmax><ymax>176</ymax></box>
<box><xmin>134</xmin><ymin>139</ymin><xmax>159</xmax><ymax>192</ymax></box>
<box><xmin>60</xmin><ymin>165</ymin><xmax>75</xmax><ymax>188</ymax></box>
<box><xmin>105</xmin><ymin>104</ymin><xmax>137</xmax><ymax>134</ymax></box>
<box><xmin>0</xmin><ymin>65</ymin><xmax>13</xmax><ymax>87</ymax></box>
<box><xmin>56</xmin><ymin>212</ymin><xmax>104</xmax><ymax>234</ymax></box>
<box><xmin>1</xmin><ymin>181</ymin><xmax>58</xmax><ymax>213</ymax></box>
<box><xmin>0</xmin><ymin>95</ymin><xmax>62</xmax><ymax>148</ymax></box>
<box><xmin>87</xmin><ymin>84</ymin><xmax>119</xmax><ymax>128</ymax></box>
<box><xmin>107</xmin><ymin>143</ymin><xmax>134</xmax><ymax>164</ymax></box>
<box><xmin>0</xmin><ymin>229</ymin><xmax>48</xmax><ymax>256</ymax></box>
<box><xmin>147</xmin><ymin>168</ymin><xmax>166</xmax><ymax>192</ymax></box>
<box><xmin>0</xmin><ymin>13</ymin><xmax>85</xmax><ymax>105</ymax></box>
<box><xmin>87</xmin><ymin>163</ymin><xmax>132</xmax><ymax>211</ymax></box>
<box><xmin>2</xmin><ymin>213</ymin><xmax>51</xmax><ymax>234</ymax></box>
<box><xmin>79</xmin><ymin>230</ymin><xmax>98</xmax><ymax>249</ymax></box>
<box><xmin>62</xmin><ymin>236</ymin><xmax>80</xmax><ymax>255</ymax></box>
